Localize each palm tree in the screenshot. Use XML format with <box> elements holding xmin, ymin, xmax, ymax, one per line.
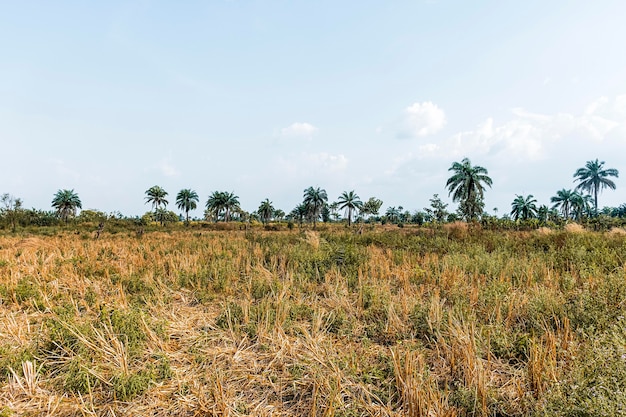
<box><xmin>571</xmin><ymin>192</ymin><xmax>593</xmax><ymax>220</ymax></box>
<box><xmin>337</xmin><ymin>191</ymin><xmax>363</xmax><ymax>226</ymax></box>
<box><xmin>550</xmin><ymin>189</ymin><xmax>577</xmax><ymax>219</ymax></box>
<box><xmin>258</xmin><ymin>199</ymin><xmax>275</xmax><ymax>225</ymax></box>
<box><xmin>206</xmin><ymin>191</ymin><xmax>240</xmax><ymax>222</ymax></box>
<box><xmin>205</xmin><ymin>191</ymin><xmax>224</xmax><ymax>222</ymax></box>
<box><xmin>290</xmin><ymin>203</ymin><xmax>308</xmax><ymax>229</ymax></box>
<box><xmin>222</xmin><ymin>192</ymin><xmax>240</xmax><ymax>222</ymax></box>
<box><xmin>176</xmin><ymin>189</ymin><xmax>199</xmax><ymax>224</ymax></box>
<box><xmin>145</xmin><ymin>186</ymin><xmax>168</xmax><ymax>213</ymax></box>
<box><xmin>510</xmin><ymin>194</ymin><xmax>538</xmax><ymax>221</ymax></box>
<box><xmin>573</xmin><ymin>159</ymin><xmax>619</xmax><ymax>215</ymax></box>
<box><xmin>446</xmin><ymin>158</ymin><xmax>493</xmax><ymax>221</ymax></box>
<box><xmin>52</xmin><ymin>189</ymin><xmax>82</xmax><ymax>223</ymax></box>
<box><xmin>385</xmin><ymin>206</ymin><xmax>401</xmax><ymax>224</ymax></box>
<box><xmin>303</xmin><ymin>186</ymin><xmax>328</xmax><ymax>230</ymax></box>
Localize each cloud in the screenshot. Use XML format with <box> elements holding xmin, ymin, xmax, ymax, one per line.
<box><xmin>276</xmin><ymin>152</ymin><xmax>348</xmax><ymax>179</ymax></box>
<box><xmin>398</xmin><ymin>101</ymin><xmax>446</xmax><ymax>138</ymax></box>
<box><xmin>158</xmin><ymin>158</ymin><xmax>180</xmax><ymax>177</ymax></box>
<box><xmin>281</xmin><ymin>122</ymin><xmax>318</xmax><ymax>137</ymax></box>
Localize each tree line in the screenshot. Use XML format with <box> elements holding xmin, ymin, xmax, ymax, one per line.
<box><xmin>0</xmin><ymin>158</ymin><xmax>622</xmax><ymax>231</ymax></box>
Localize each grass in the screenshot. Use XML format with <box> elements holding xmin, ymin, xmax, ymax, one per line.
<box><xmin>1</xmin><ymin>225</ymin><xmax>625</xmax><ymax>415</ymax></box>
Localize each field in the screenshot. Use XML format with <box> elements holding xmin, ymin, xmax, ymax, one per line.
<box><xmin>1</xmin><ymin>224</ymin><xmax>626</xmax><ymax>416</ymax></box>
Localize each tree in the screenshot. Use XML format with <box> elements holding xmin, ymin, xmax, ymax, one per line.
<box><xmin>303</xmin><ymin>186</ymin><xmax>328</xmax><ymax>230</ymax></box>
<box><xmin>1</xmin><ymin>193</ymin><xmax>23</xmax><ymax>232</ymax></box>
<box><xmin>206</xmin><ymin>191</ymin><xmax>240</xmax><ymax>222</ymax></box>
<box><xmin>571</xmin><ymin>192</ymin><xmax>593</xmax><ymax>220</ymax></box>
<box><xmin>551</xmin><ymin>189</ymin><xmax>577</xmax><ymax>220</ymax></box>
<box><xmin>52</xmin><ymin>189</ymin><xmax>82</xmax><ymax>223</ymax></box>
<box><xmin>361</xmin><ymin>197</ymin><xmax>383</xmax><ymax>221</ymax></box>
<box><xmin>289</xmin><ymin>203</ymin><xmax>308</xmax><ymax>229</ymax></box>
<box><xmin>385</xmin><ymin>206</ymin><xmax>401</xmax><ymax>224</ymax></box>
<box><xmin>145</xmin><ymin>186</ymin><xmax>168</xmax><ymax>212</ymax></box>
<box><xmin>510</xmin><ymin>194</ymin><xmax>538</xmax><ymax>221</ymax></box>
<box><xmin>446</xmin><ymin>158</ymin><xmax>493</xmax><ymax>221</ymax></box>
<box><xmin>258</xmin><ymin>199</ymin><xmax>275</xmax><ymax>225</ymax></box>
<box><xmin>424</xmin><ymin>194</ymin><xmax>449</xmax><ymax>223</ymax></box>
<box><xmin>573</xmin><ymin>159</ymin><xmax>619</xmax><ymax>215</ymax></box>
<box><xmin>337</xmin><ymin>190</ymin><xmax>363</xmax><ymax>227</ymax></box>
<box><xmin>176</xmin><ymin>189</ymin><xmax>199</xmax><ymax>224</ymax></box>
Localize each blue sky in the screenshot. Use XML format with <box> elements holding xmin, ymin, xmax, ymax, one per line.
<box><xmin>2</xmin><ymin>1</ymin><xmax>626</xmax><ymax>217</ymax></box>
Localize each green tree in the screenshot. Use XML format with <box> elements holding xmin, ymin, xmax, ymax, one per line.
<box><xmin>571</xmin><ymin>192</ymin><xmax>593</xmax><ymax>220</ymax></box>
<box><xmin>361</xmin><ymin>197</ymin><xmax>383</xmax><ymax>221</ymax></box>
<box><xmin>510</xmin><ymin>194</ymin><xmax>538</xmax><ymax>221</ymax></box>
<box><xmin>289</xmin><ymin>203</ymin><xmax>309</xmax><ymax>229</ymax></box>
<box><xmin>176</xmin><ymin>189</ymin><xmax>199</xmax><ymax>224</ymax></box>
<box><xmin>337</xmin><ymin>190</ymin><xmax>363</xmax><ymax>226</ymax></box>
<box><xmin>425</xmin><ymin>194</ymin><xmax>449</xmax><ymax>223</ymax></box>
<box><xmin>52</xmin><ymin>189</ymin><xmax>82</xmax><ymax>223</ymax></box>
<box><xmin>258</xmin><ymin>199</ymin><xmax>275</xmax><ymax>225</ymax></box>
<box><xmin>1</xmin><ymin>193</ymin><xmax>23</xmax><ymax>232</ymax></box>
<box><xmin>145</xmin><ymin>186</ymin><xmax>168</xmax><ymax>212</ymax></box>
<box><xmin>446</xmin><ymin>158</ymin><xmax>493</xmax><ymax>221</ymax></box>
<box><xmin>551</xmin><ymin>189</ymin><xmax>578</xmax><ymax>220</ymax></box>
<box><xmin>205</xmin><ymin>191</ymin><xmax>240</xmax><ymax>222</ymax></box>
<box><xmin>303</xmin><ymin>186</ymin><xmax>328</xmax><ymax>230</ymax></box>
<box><xmin>385</xmin><ymin>206</ymin><xmax>401</xmax><ymax>224</ymax></box>
<box><xmin>573</xmin><ymin>159</ymin><xmax>619</xmax><ymax>215</ymax></box>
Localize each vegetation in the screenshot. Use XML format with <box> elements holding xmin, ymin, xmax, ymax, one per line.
<box><xmin>1</xmin><ymin>225</ymin><xmax>626</xmax><ymax>415</ymax></box>
<box><xmin>446</xmin><ymin>158</ymin><xmax>493</xmax><ymax>221</ymax></box>
<box><xmin>175</xmin><ymin>189</ymin><xmax>199</xmax><ymax>224</ymax></box>
<box><xmin>337</xmin><ymin>190</ymin><xmax>362</xmax><ymax>226</ymax></box>
<box><xmin>51</xmin><ymin>189</ymin><xmax>82</xmax><ymax>223</ymax></box>
<box><xmin>302</xmin><ymin>186</ymin><xmax>328</xmax><ymax>230</ymax></box>
<box><xmin>573</xmin><ymin>159</ymin><xmax>619</xmax><ymax>215</ymax></box>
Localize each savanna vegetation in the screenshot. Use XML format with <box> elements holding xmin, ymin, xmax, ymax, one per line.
<box><xmin>1</xmin><ymin>158</ymin><xmax>625</xmax><ymax>416</ymax></box>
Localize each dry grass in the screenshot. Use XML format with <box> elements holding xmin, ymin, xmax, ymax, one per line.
<box><xmin>0</xmin><ymin>227</ymin><xmax>624</xmax><ymax>415</ymax></box>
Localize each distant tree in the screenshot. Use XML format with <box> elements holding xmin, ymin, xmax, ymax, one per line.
<box><xmin>510</xmin><ymin>194</ymin><xmax>538</xmax><ymax>221</ymax></box>
<box><xmin>176</xmin><ymin>189</ymin><xmax>199</xmax><ymax>224</ymax></box>
<box><xmin>446</xmin><ymin>158</ymin><xmax>492</xmax><ymax>221</ymax></box>
<box><xmin>1</xmin><ymin>193</ymin><xmax>23</xmax><ymax>232</ymax></box>
<box><xmin>337</xmin><ymin>190</ymin><xmax>363</xmax><ymax>226</ymax></box>
<box><xmin>303</xmin><ymin>187</ymin><xmax>328</xmax><ymax>230</ymax></box>
<box><xmin>385</xmin><ymin>206</ymin><xmax>401</xmax><ymax>224</ymax></box>
<box><xmin>537</xmin><ymin>205</ymin><xmax>550</xmax><ymax>223</ymax></box>
<box><xmin>274</xmin><ymin>209</ymin><xmax>285</xmax><ymax>221</ymax></box>
<box><xmin>571</xmin><ymin>192</ymin><xmax>593</xmax><ymax>220</ymax></box>
<box><xmin>52</xmin><ymin>189</ymin><xmax>82</xmax><ymax>223</ymax></box>
<box><xmin>425</xmin><ymin>194</ymin><xmax>449</xmax><ymax>223</ymax></box>
<box><xmin>145</xmin><ymin>186</ymin><xmax>168</xmax><ymax>215</ymax></box>
<box><xmin>205</xmin><ymin>191</ymin><xmax>240</xmax><ymax>222</ymax></box>
<box><xmin>258</xmin><ymin>199</ymin><xmax>275</xmax><ymax>225</ymax></box>
<box><xmin>289</xmin><ymin>203</ymin><xmax>308</xmax><ymax>229</ymax></box>
<box><xmin>361</xmin><ymin>197</ymin><xmax>383</xmax><ymax>221</ymax></box>
<box><xmin>551</xmin><ymin>189</ymin><xmax>577</xmax><ymax>219</ymax></box>
<box><xmin>573</xmin><ymin>159</ymin><xmax>619</xmax><ymax>215</ymax></box>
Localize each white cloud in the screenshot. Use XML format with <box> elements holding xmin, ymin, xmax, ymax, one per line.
<box><xmin>281</xmin><ymin>122</ymin><xmax>318</xmax><ymax>137</ymax></box>
<box><xmin>158</xmin><ymin>158</ymin><xmax>180</xmax><ymax>177</ymax></box>
<box><xmin>399</xmin><ymin>101</ymin><xmax>446</xmax><ymax>138</ymax></box>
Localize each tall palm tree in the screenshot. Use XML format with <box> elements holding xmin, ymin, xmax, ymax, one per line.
<box><xmin>176</xmin><ymin>189</ymin><xmax>199</xmax><ymax>224</ymax></box>
<box><xmin>571</xmin><ymin>192</ymin><xmax>593</xmax><ymax>220</ymax></box>
<box><xmin>385</xmin><ymin>206</ymin><xmax>401</xmax><ymax>224</ymax></box>
<box><xmin>303</xmin><ymin>186</ymin><xmax>328</xmax><ymax>230</ymax></box>
<box><xmin>145</xmin><ymin>186</ymin><xmax>168</xmax><ymax>213</ymax></box>
<box><xmin>290</xmin><ymin>203</ymin><xmax>308</xmax><ymax>229</ymax></box>
<box><xmin>573</xmin><ymin>159</ymin><xmax>619</xmax><ymax>215</ymax></box>
<box><xmin>446</xmin><ymin>158</ymin><xmax>493</xmax><ymax>221</ymax></box>
<box><xmin>337</xmin><ymin>191</ymin><xmax>363</xmax><ymax>226</ymax></box>
<box><xmin>52</xmin><ymin>189</ymin><xmax>82</xmax><ymax>223</ymax></box>
<box><xmin>510</xmin><ymin>194</ymin><xmax>538</xmax><ymax>221</ymax></box>
<box><xmin>206</xmin><ymin>191</ymin><xmax>240</xmax><ymax>222</ymax></box>
<box><xmin>550</xmin><ymin>189</ymin><xmax>577</xmax><ymax>219</ymax></box>
<box><xmin>258</xmin><ymin>199</ymin><xmax>275</xmax><ymax>225</ymax></box>
<box><xmin>222</xmin><ymin>192</ymin><xmax>240</xmax><ymax>222</ymax></box>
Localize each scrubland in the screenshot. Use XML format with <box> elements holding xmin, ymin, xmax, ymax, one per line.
<box><xmin>1</xmin><ymin>224</ymin><xmax>626</xmax><ymax>416</ymax></box>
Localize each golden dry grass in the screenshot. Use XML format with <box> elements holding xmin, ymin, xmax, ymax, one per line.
<box><xmin>0</xmin><ymin>227</ymin><xmax>624</xmax><ymax>416</ymax></box>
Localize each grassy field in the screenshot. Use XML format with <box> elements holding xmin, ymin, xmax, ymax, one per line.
<box><xmin>1</xmin><ymin>224</ymin><xmax>626</xmax><ymax>416</ymax></box>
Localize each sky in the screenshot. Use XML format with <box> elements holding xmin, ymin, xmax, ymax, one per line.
<box><xmin>2</xmin><ymin>0</ymin><xmax>626</xmax><ymax>217</ymax></box>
